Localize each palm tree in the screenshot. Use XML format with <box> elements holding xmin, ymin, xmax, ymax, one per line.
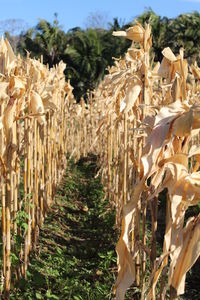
<box><xmin>17</xmin><ymin>14</ymin><xmax>67</xmax><ymax>67</ymax></box>
<box><xmin>166</xmin><ymin>12</ymin><xmax>200</xmax><ymax>63</ymax></box>
<box><xmin>137</xmin><ymin>9</ymin><xmax>170</xmax><ymax>62</ymax></box>
<box><xmin>100</xmin><ymin>18</ymin><xmax>131</xmax><ymax>67</ymax></box>
<box><xmin>64</xmin><ymin>29</ymin><xmax>106</xmax><ymax>100</ymax></box>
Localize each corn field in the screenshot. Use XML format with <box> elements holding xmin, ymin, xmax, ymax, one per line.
<box><xmin>0</xmin><ymin>36</ymin><xmax>74</xmax><ymax>298</ymax></box>
<box><xmin>68</xmin><ymin>23</ymin><xmax>200</xmax><ymax>299</ymax></box>
<box><xmin>0</xmin><ymin>21</ymin><xmax>200</xmax><ymax>299</ymax></box>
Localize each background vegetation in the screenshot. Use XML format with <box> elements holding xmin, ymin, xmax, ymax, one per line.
<box><xmin>3</xmin><ymin>9</ymin><xmax>200</xmax><ymax>101</ymax></box>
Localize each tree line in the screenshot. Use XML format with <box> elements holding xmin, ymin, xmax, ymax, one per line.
<box><xmin>5</xmin><ymin>9</ymin><xmax>200</xmax><ymax>100</ymax></box>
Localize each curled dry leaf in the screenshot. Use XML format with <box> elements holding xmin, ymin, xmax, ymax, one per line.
<box><xmin>121</xmin><ymin>83</ymin><xmax>141</xmax><ymax>114</ymax></box>
<box><xmin>158</xmin><ymin>47</ymin><xmax>188</xmax><ymax>85</ymax></box>
<box><xmin>144</xmin><ymin>23</ymin><xmax>152</xmax><ymax>51</ymax></box>
<box><xmin>151</xmin><ymin>161</ymin><xmax>200</xmax><ymax>296</ymax></box>
<box><xmin>191</xmin><ymin>63</ymin><xmax>200</xmax><ymax>80</ymax></box>
<box><xmin>75</xmin><ymin>104</ymin><xmax>82</xmax><ymax>117</ymax></box>
<box><xmin>114</xmin><ymin>178</ymin><xmax>145</xmax><ymax>300</ymax></box>
<box><xmin>30</xmin><ymin>90</ymin><xmax>45</xmax><ymax>125</ymax></box>
<box><xmin>120</xmin><ymin>100</ymin><xmax>126</xmax><ymax>113</ymax></box>
<box><xmin>141</xmin><ymin>100</ymin><xmax>189</xmax><ymax>177</ymax></box>
<box><xmin>171</xmin><ymin>74</ymin><xmax>181</xmax><ymax>101</ymax></box>
<box><xmin>9</xmin><ymin>76</ymin><xmax>25</xmax><ymax>98</ymax></box>
<box><xmin>162</xmin><ymin>47</ymin><xmax>177</xmax><ymax>62</ymax></box>
<box><xmin>158</xmin><ymin>153</ymin><xmax>188</xmax><ymax>169</ymax></box>
<box><xmin>158</xmin><ymin>57</ymin><xmax>171</xmax><ymax>80</ymax></box>
<box><xmin>188</xmin><ymin>144</ymin><xmax>200</xmax><ymax>158</ymax></box>
<box><xmin>0</xmin><ymin>82</ymin><xmax>9</xmax><ymax>101</ymax></box>
<box><xmin>147</xmin><ymin>160</ymin><xmax>199</xmax><ymax>299</ymax></box>
<box><xmin>113</xmin><ymin>24</ymin><xmax>144</xmax><ymax>43</ymax></box>
<box><xmin>127</xmin><ymin>48</ymin><xmax>144</xmax><ymax>62</ymax></box>
<box><xmin>3</xmin><ymin>96</ymin><xmax>16</xmax><ymax>143</ymax></box>
<box><xmin>192</xmin><ymin>107</ymin><xmax>200</xmax><ymax>129</ymax></box>
<box><xmin>172</xmin><ymin>109</ymin><xmax>193</xmax><ymax>137</ymax></box>
<box><xmin>114</xmin><ymin>219</ymin><xmax>136</xmax><ymax>300</ymax></box>
<box><xmin>0</xmin><ymin>116</ymin><xmax>3</xmax><ymax>130</ymax></box>
<box><xmin>5</xmin><ymin>38</ymin><xmax>16</xmax><ymax>64</ymax></box>
<box><xmin>175</xmin><ymin>171</ymin><xmax>200</xmax><ymax>205</ymax></box>
<box><xmin>152</xmin><ymin>62</ymin><xmax>160</xmax><ymax>75</ymax></box>
<box><xmin>170</xmin><ymin>215</ymin><xmax>200</xmax><ymax>295</ymax></box>
<box><xmin>173</xmin><ymin>58</ymin><xmax>188</xmax><ymax>80</ymax></box>
<box><xmin>42</xmin><ymin>99</ymin><xmax>58</xmax><ymax>112</ymax></box>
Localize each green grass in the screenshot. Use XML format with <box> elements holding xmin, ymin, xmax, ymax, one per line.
<box><xmin>10</xmin><ymin>154</ymin><xmax>118</xmax><ymax>300</ymax></box>
<box><xmin>9</xmin><ymin>154</ymin><xmax>200</xmax><ymax>300</ymax></box>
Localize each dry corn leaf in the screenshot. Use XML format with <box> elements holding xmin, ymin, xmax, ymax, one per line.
<box><xmin>0</xmin><ymin>35</ymin><xmax>7</xmax><ymax>53</ymax></box>
<box><xmin>144</xmin><ymin>23</ymin><xmax>152</xmax><ymax>50</ymax></box>
<box><xmin>162</xmin><ymin>164</ymin><xmax>200</xmax><ymax>281</ymax></box>
<box><xmin>30</xmin><ymin>90</ymin><xmax>45</xmax><ymax>125</ymax></box>
<box><xmin>152</xmin><ymin>62</ymin><xmax>160</xmax><ymax>75</ymax></box>
<box><xmin>75</xmin><ymin>105</ymin><xmax>82</xmax><ymax>117</ymax></box>
<box><xmin>157</xmin><ymin>57</ymin><xmax>171</xmax><ymax>79</ymax></box>
<box><xmin>158</xmin><ymin>48</ymin><xmax>188</xmax><ymax>83</ymax></box>
<box><xmin>188</xmin><ymin>144</ymin><xmax>200</xmax><ymax>158</ymax></box>
<box><xmin>126</xmin><ymin>48</ymin><xmax>144</xmax><ymax>61</ymax></box>
<box><xmin>141</xmin><ymin>118</ymin><xmax>172</xmax><ymax>177</ymax></box>
<box><xmin>114</xmin><ymin>219</ymin><xmax>136</xmax><ymax>300</ymax></box>
<box><xmin>181</xmin><ymin>59</ymin><xmax>188</xmax><ymax>80</ymax></box>
<box><xmin>172</xmin><ymin>109</ymin><xmax>193</xmax><ymax>137</ymax></box>
<box><xmin>0</xmin><ymin>82</ymin><xmax>9</xmax><ymax>101</ymax></box>
<box><xmin>171</xmin><ymin>59</ymin><xmax>188</xmax><ymax>81</ymax></box>
<box><xmin>163</xmin><ymin>162</ymin><xmax>188</xmax><ymax>193</ymax></box>
<box><xmin>162</xmin><ymin>47</ymin><xmax>177</xmax><ymax>62</ymax></box>
<box><xmin>42</xmin><ymin>99</ymin><xmax>58</xmax><ymax>111</ymax></box>
<box><xmin>175</xmin><ymin>171</ymin><xmax>200</xmax><ymax>205</ymax></box>
<box><xmin>141</xmin><ymin>100</ymin><xmax>189</xmax><ymax>176</ymax></box>
<box><xmin>148</xmin><ymin>162</ymin><xmax>190</xmax><ymax>298</ymax></box>
<box><xmin>191</xmin><ymin>63</ymin><xmax>200</xmax><ymax>80</ymax></box>
<box><xmin>192</xmin><ymin>107</ymin><xmax>200</xmax><ymax>129</ymax></box>
<box><xmin>150</xmin><ymin>157</ymin><xmax>188</xmax><ymax>202</ymax></box>
<box><xmin>169</xmin><ymin>195</ymin><xmax>185</xmax><ymax>257</ymax></box>
<box><xmin>0</xmin><ymin>81</ymin><xmax>9</xmax><ymax>92</ymax></box>
<box><xmin>113</xmin><ymin>24</ymin><xmax>144</xmax><ymax>43</ymax></box>
<box><xmin>0</xmin><ymin>36</ymin><xmax>7</xmax><ymax>74</ymax></box>
<box><xmin>0</xmin><ymin>91</ymin><xmax>9</xmax><ymax>102</ymax></box>
<box><xmin>0</xmin><ymin>115</ymin><xmax>3</xmax><ymax>130</ymax></box>
<box><xmin>147</xmin><ymin>252</ymin><xmax>170</xmax><ymax>300</ymax></box>
<box><xmin>16</xmin><ymin>96</ymin><xmax>26</xmax><ymax>115</ymax></box>
<box><xmin>120</xmin><ymin>100</ymin><xmax>126</xmax><ymax>113</ymax></box>
<box><xmin>171</xmin><ymin>74</ymin><xmax>181</xmax><ymax>101</ymax></box>
<box><xmin>3</xmin><ymin>96</ymin><xmax>16</xmax><ymax>143</ymax></box>
<box><xmin>114</xmin><ymin>178</ymin><xmax>145</xmax><ymax>299</ymax></box>
<box><xmin>5</xmin><ymin>38</ymin><xmax>16</xmax><ymax>64</ymax></box>
<box><xmin>123</xmin><ymin>83</ymin><xmax>141</xmax><ymax>113</ymax></box>
<box><xmin>170</xmin><ymin>215</ymin><xmax>200</xmax><ymax>295</ymax></box>
<box><xmin>9</xmin><ymin>76</ymin><xmax>25</xmax><ymax>99</ymax></box>
<box><xmin>56</xmin><ymin>61</ymin><xmax>66</xmax><ymax>77</ymax></box>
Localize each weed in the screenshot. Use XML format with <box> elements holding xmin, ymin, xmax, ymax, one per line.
<box><xmin>11</xmin><ymin>155</ymin><xmax>118</xmax><ymax>299</ymax></box>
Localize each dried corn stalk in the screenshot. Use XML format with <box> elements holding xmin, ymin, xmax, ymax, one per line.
<box><xmin>70</xmin><ymin>21</ymin><xmax>200</xmax><ymax>300</ymax></box>
<box><xmin>0</xmin><ymin>37</ymin><xmax>73</xmax><ymax>297</ymax></box>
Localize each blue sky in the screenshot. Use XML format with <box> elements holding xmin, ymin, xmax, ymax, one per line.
<box><xmin>1</xmin><ymin>0</ymin><xmax>200</xmax><ymax>33</ymax></box>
